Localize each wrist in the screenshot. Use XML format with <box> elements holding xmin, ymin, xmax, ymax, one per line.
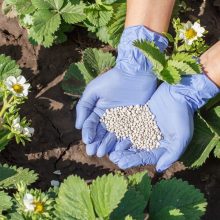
<box><xmin>116</xmin><ymin>26</ymin><xmax>168</xmax><ymax>74</ymax></box>
<box><xmin>119</xmin><ymin>25</ymin><xmax>168</xmax><ymax>51</ymax></box>
<box><xmin>171</xmin><ymin>74</ymin><xmax>220</xmax><ymax>111</ymax></box>
<box><xmin>200</xmin><ymin>41</ymin><xmax>220</xmax><ymax>88</ymax></box>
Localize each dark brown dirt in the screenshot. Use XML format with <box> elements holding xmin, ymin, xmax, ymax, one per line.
<box><xmin>0</xmin><ymin>0</ymin><xmax>220</xmax><ymax>219</ymax></box>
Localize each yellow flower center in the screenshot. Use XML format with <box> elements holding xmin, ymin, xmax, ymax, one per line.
<box><xmin>185</xmin><ymin>28</ymin><xmax>197</xmax><ymax>39</ymax></box>
<box><xmin>34</xmin><ymin>202</ymin><xmax>44</xmax><ymax>213</ymax></box>
<box><xmin>12</xmin><ymin>83</ymin><xmax>24</xmax><ymax>94</ymax></box>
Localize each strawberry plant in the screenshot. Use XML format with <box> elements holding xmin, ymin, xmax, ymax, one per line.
<box><xmin>0</xmin><ymin>170</ymin><xmax>207</xmax><ymax>220</ymax></box>
<box><xmin>181</xmin><ymin>95</ymin><xmax>220</xmax><ymax>167</ymax></box>
<box><xmin>2</xmin><ymin>0</ymin><xmax>86</xmax><ymax>47</ymax></box>
<box><xmin>0</xmin><ymin>54</ymin><xmax>34</xmax><ymax>151</ymax></box>
<box><xmin>0</xmin><ymin>164</ymin><xmax>38</xmax><ymax>189</ymax></box>
<box><xmin>62</xmin><ymin>48</ymin><xmax>116</xmax><ymax>96</ymax></box>
<box><xmin>134</xmin><ymin>19</ymin><xmax>207</xmax><ymax>85</ymax></box>
<box><xmin>83</xmin><ymin>0</ymin><xmax>126</xmax><ymax>47</ymax></box>
<box><xmin>2</xmin><ymin>0</ymin><xmax>126</xmax><ymax>47</ymax></box>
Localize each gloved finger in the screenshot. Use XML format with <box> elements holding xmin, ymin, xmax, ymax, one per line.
<box><xmin>156</xmin><ymin>148</ymin><xmax>182</xmax><ymax>172</ymax></box>
<box><xmin>97</xmin><ymin>132</ymin><xmax>117</xmax><ymax>157</ymax></box>
<box><xmin>86</xmin><ymin>124</ymin><xmax>106</xmax><ymax>156</ymax></box>
<box><xmin>155</xmin><ymin>140</ymin><xmax>186</xmax><ymax>172</ymax></box>
<box><xmin>110</xmin><ymin>147</ymin><xmax>165</xmax><ymax>169</ymax></box>
<box><xmin>109</xmin><ymin>150</ymin><xmax>136</xmax><ymax>164</ymax></box>
<box><xmin>75</xmin><ymin>90</ymin><xmax>98</xmax><ymax>129</ymax></box>
<box><xmin>82</xmin><ymin>112</ymin><xmax>100</xmax><ymax>144</ymax></box>
<box><xmin>114</xmin><ymin>139</ymin><xmax>132</xmax><ymax>151</ymax></box>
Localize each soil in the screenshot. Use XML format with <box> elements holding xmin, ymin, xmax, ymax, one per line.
<box><xmin>0</xmin><ymin>0</ymin><xmax>220</xmax><ymax>219</ymax></box>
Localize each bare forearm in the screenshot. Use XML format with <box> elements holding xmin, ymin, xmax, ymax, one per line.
<box><xmin>125</xmin><ymin>0</ymin><xmax>175</xmax><ymax>33</ymax></box>
<box><xmin>200</xmin><ymin>41</ymin><xmax>220</xmax><ymax>87</ymax></box>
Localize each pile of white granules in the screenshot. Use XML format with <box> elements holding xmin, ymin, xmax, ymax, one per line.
<box><xmin>100</xmin><ymin>105</ymin><xmax>163</xmax><ymax>151</ymax></box>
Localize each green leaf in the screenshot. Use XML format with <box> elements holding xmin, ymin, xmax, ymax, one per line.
<box><xmin>0</xmin><ymin>130</ymin><xmax>10</xmax><ymax>151</ymax></box>
<box><xmin>161</xmin><ymin>65</ymin><xmax>181</xmax><ymax>84</ymax></box>
<box><xmin>0</xmin><ymin>191</ymin><xmax>12</xmax><ymax>214</ymax></box>
<box><xmin>110</xmin><ymin>189</ymin><xmax>145</xmax><ymax>220</ymax></box>
<box><xmin>204</xmin><ymin>106</ymin><xmax>220</xmax><ymax>135</ymax></box>
<box><xmin>62</xmin><ymin>62</ymin><xmax>89</xmax><ymax>96</ymax></box>
<box><xmin>150</xmin><ymin>206</ymin><xmax>185</xmax><ymax>220</ymax></box>
<box><xmin>134</xmin><ymin>40</ymin><xmax>166</xmax><ymax>75</ymax></box>
<box><xmin>108</xmin><ymin>2</ymin><xmax>126</xmax><ymax>47</ymax></box>
<box><xmin>55</xmin><ymin>175</ymin><xmax>96</xmax><ymax>220</ymax></box>
<box><xmin>0</xmin><ymin>54</ymin><xmax>21</xmax><ymax>80</ymax></box>
<box><xmin>55</xmin><ymin>31</ymin><xmax>68</xmax><ymax>44</ymax></box>
<box><xmin>7</xmin><ymin>213</ymin><xmax>25</xmax><ymax>220</ymax></box>
<box><xmin>42</xmin><ymin>33</ymin><xmax>55</xmax><ymax>47</ymax></box>
<box><xmin>128</xmin><ymin>171</ymin><xmax>151</xmax><ymax>203</ymax></box>
<box><xmin>162</xmin><ymin>32</ymin><xmax>174</xmax><ymax>43</ymax></box>
<box><xmin>47</xmin><ymin>0</ymin><xmax>64</xmax><ymax>10</ymax></box>
<box><xmin>83</xmin><ymin>48</ymin><xmax>115</xmax><ymax>77</ymax></box>
<box><xmin>214</xmin><ymin>141</ymin><xmax>220</xmax><ymax>158</ymax></box>
<box><xmin>204</xmin><ymin>94</ymin><xmax>220</xmax><ymax>111</ymax></box>
<box><xmin>0</xmin><ymin>166</ymin><xmax>16</xmax><ymax>182</ymax></box>
<box><xmin>181</xmin><ymin>114</ymin><xmax>218</xmax><ymax>167</ymax></box>
<box><xmin>33</xmin><ymin>9</ymin><xmax>61</xmax><ymax>34</ymax></box>
<box><xmin>96</xmin><ymin>26</ymin><xmax>112</xmax><ymax>44</ymax></box>
<box><xmin>8</xmin><ymin>0</ymin><xmax>35</xmax><ymax>15</ymax></box>
<box><xmin>31</xmin><ymin>9</ymin><xmax>61</xmax><ymax>45</ymax></box>
<box><xmin>171</xmin><ymin>53</ymin><xmax>202</xmax><ymax>73</ymax></box>
<box><xmin>61</xmin><ymin>2</ymin><xmax>86</xmax><ymax>24</ymax></box>
<box><xmin>186</xmin><ymin>62</ymin><xmax>202</xmax><ymax>74</ymax></box>
<box><xmin>31</xmin><ymin>0</ymin><xmax>51</xmax><ymax>9</ymax></box>
<box><xmin>125</xmin><ymin>216</ymin><xmax>133</xmax><ymax>220</ymax></box>
<box><xmin>0</xmin><ymin>164</ymin><xmax>38</xmax><ymax>189</ymax></box>
<box><xmin>172</xmin><ymin>53</ymin><xmax>194</xmax><ymax>63</ymax></box>
<box><xmin>91</xmin><ymin>173</ymin><xmax>127</xmax><ymax>218</ymax></box>
<box><xmin>62</xmin><ymin>48</ymin><xmax>115</xmax><ymax>96</ymax></box>
<box><xmin>111</xmin><ymin>172</ymin><xmax>151</xmax><ymax>219</ymax></box>
<box><xmin>168</xmin><ymin>60</ymin><xmax>199</xmax><ymax>75</ymax></box>
<box><xmin>104</xmin><ymin>0</ymin><xmax>120</xmax><ymax>4</ymax></box>
<box><xmin>149</xmin><ymin>178</ymin><xmax>207</xmax><ymax>220</ymax></box>
<box><xmin>85</xmin><ymin>4</ymin><xmax>113</xmax><ymax>27</ymax></box>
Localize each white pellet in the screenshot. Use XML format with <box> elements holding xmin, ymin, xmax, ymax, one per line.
<box><xmin>101</xmin><ymin>104</ymin><xmax>163</xmax><ymax>150</ymax></box>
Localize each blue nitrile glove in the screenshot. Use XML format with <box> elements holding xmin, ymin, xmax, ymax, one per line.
<box><xmin>109</xmin><ymin>74</ymin><xmax>220</xmax><ymax>172</ymax></box>
<box><xmin>75</xmin><ymin>26</ymin><xmax>168</xmax><ymax>157</ymax></box>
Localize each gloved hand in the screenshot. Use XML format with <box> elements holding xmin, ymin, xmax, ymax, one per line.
<box><xmin>109</xmin><ymin>74</ymin><xmax>220</xmax><ymax>172</ymax></box>
<box><xmin>75</xmin><ymin>26</ymin><xmax>168</xmax><ymax>157</ymax></box>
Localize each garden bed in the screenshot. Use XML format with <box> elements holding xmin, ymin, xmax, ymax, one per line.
<box><xmin>0</xmin><ymin>0</ymin><xmax>220</xmax><ymax>219</ymax></box>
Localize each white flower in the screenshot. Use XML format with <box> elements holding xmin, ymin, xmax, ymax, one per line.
<box><xmin>5</xmin><ymin>76</ymin><xmax>30</xmax><ymax>97</ymax></box>
<box><xmin>12</xmin><ymin>117</ymin><xmax>23</xmax><ymax>133</ymax></box>
<box><xmin>179</xmin><ymin>21</ymin><xmax>205</xmax><ymax>45</ymax></box>
<box><xmin>53</xmin><ymin>170</ymin><xmax>61</xmax><ymax>175</ymax></box>
<box><xmin>23</xmin><ymin>193</ymin><xmax>35</xmax><ymax>212</ymax></box>
<box><xmin>23</xmin><ymin>14</ymin><xmax>33</xmax><ymax>26</ymax></box>
<box><xmin>23</xmin><ymin>126</ymin><xmax>35</xmax><ymax>137</ymax></box>
<box><xmin>51</xmin><ymin>180</ymin><xmax>60</xmax><ymax>187</ymax></box>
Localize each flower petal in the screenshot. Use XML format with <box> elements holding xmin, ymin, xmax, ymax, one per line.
<box><xmin>23</xmin><ymin>127</ymin><xmax>35</xmax><ymax>137</ymax></box>
<box><xmin>13</xmin><ymin>117</ymin><xmax>20</xmax><ymax>125</ymax></box>
<box><xmin>179</xmin><ymin>32</ymin><xmax>185</xmax><ymax>39</ymax></box>
<box><xmin>6</xmin><ymin>76</ymin><xmax>16</xmax><ymax>84</ymax></box>
<box><xmin>22</xmin><ymin>89</ymin><xmax>29</xmax><ymax>97</ymax></box>
<box><xmin>185</xmin><ymin>21</ymin><xmax>192</xmax><ymax>29</ymax></box>
<box><xmin>23</xmin><ymin>83</ymin><xmax>30</xmax><ymax>90</ymax></box>
<box><xmin>17</xmin><ymin>75</ymin><xmax>26</xmax><ymax>84</ymax></box>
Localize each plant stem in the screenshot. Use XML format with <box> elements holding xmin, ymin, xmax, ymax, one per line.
<box><xmin>0</xmin><ymin>130</ymin><xmax>10</xmax><ymax>151</ymax></box>
<box><xmin>0</xmin><ymin>96</ymin><xmax>14</xmax><ymax>118</ymax></box>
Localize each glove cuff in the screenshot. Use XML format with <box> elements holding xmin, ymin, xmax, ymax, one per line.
<box><xmin>116</xmin><ymin>25</ymin><xmax>168</xmax><ymax>75</ymax></box>
<box><xmin>171</xmin><ymin>74</ymin><xmax>220</xmax><ymax>111</ymax></box>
